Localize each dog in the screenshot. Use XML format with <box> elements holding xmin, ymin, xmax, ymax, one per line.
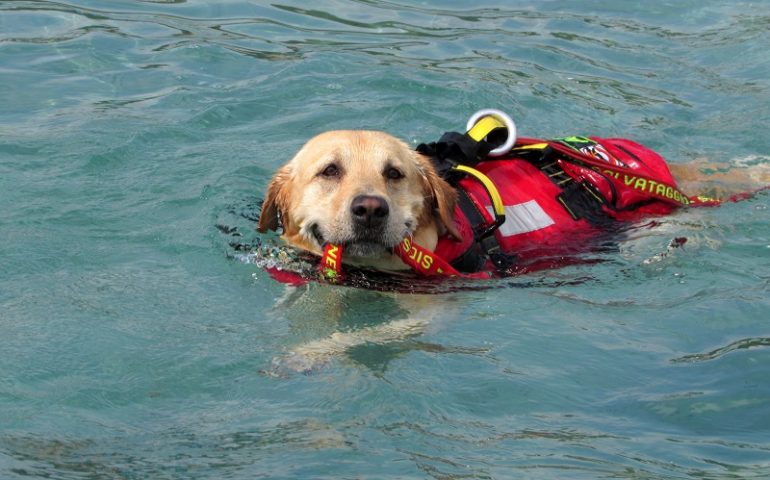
<box><xmin>257</xmin><ymin>128</ymin><xmax>768</xmax><ymax>372</ymax></box>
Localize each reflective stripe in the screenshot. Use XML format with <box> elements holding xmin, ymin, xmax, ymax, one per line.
<box><xmin>486</xmin><ymin>200</ymin><xmax>554</xmax><ymax>236</ymax></box>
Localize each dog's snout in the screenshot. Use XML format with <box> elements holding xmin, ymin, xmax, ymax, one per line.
<box><xmin>351</xmin><ymin>195</ymin><xmax>389</xmax><ymax>225</ymax></box>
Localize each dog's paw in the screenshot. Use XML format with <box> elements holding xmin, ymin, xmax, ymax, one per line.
<box><xmin>641</xmin><ymin>237</ymin><xmax>688</xmax><ymax>265</ymax></box>
<box><xmin>263</xmin><ymin>351</ymin><xmax>333</xmax><ymax>376</ymax></box>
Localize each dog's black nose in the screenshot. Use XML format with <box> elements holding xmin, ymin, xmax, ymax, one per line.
<box><xmin>350</xmin><ymin>195</ymin><xmax>389</xmax><ymax>226</ymax></box>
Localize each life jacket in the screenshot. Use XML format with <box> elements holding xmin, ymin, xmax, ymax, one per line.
<box><xmin>428</xmin><ymin>135</ymin><xmax>719</xmax><ymax>275</ymax></box>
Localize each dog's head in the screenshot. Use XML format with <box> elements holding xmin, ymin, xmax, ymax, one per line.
<box><xmin>258</xmin><ymin>131</ymin><xmax>459</xmax><ymax>268</ymax></box>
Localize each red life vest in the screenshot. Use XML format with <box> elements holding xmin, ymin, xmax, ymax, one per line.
<box><xmin>433</xmin><ymin>136</ymin><xmax>717</xmax><ymax>274</ymax></box>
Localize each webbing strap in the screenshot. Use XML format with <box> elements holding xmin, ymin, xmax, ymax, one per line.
<box><xmin>393</xmin><ymin>236</ymin><xmax>463</xmax><ymax>276</ymax></box>
<box><xmin>320</xmin><ymin>243</ymin><xmax>343</xmax><ymax>281</ymax></box>
<box><xmin>319</xmin><ymin>238</ymin><xmax>489</xmax><ymax>281</ymax></box>
<box><xmin>393</xmin><ymin>237</ymin><xmax>490</xmax><ymax>279</ymax></box>
<box><xmin>452</xmin><ymin>164</ymin><xmax>505</xmax><ymax>222</ymax></box>
<box><xmin>513</xmin><ymin>138</ymin><xmax>721</xmax><ymax>207</ymax></box>
<box><xmin>467</xmin><ymin>115</ymin><xmax>506</xmax><ymax>143</ymax></box>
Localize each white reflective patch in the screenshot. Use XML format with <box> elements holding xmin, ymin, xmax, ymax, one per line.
<box><xmin>486</xmin><ymin>200</ymin><xmax>554</xmax><ymax>237</ymax></box>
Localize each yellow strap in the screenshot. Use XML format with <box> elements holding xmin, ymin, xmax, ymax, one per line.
<box><xmin>467</xmin><ymin>116</ymin><xmax>506</xmax><ymax>142</ymax></box>
<box><xmin>458</xmin><ymin>114</ymin><xmax>508</xmax><ymax>221</ymax></box>
<box><xmin>452</xmin><ymin>165</ymin><xmax>506</xmax><ymax>217</ymax></box>
<box><xmin>512</xmin><ymin>143</ymin><xmax>549</xmax><ymax>151</ymax></box>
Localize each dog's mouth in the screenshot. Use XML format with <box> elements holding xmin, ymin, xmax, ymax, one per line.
<box><xmin>310</xmin><ymin>223</ymin><xmax>326</xmax><ymax>247</ymax></box>
<box><xmin>310</xmin><ymin>223</ymin><xmax>402</xmax><ymax>258</ymax></box>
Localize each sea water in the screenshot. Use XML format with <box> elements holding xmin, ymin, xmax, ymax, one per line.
<box><xmin>2</xmin><ymin>1</ymin><xmax>770</xmax><ymax>478</ymax></box>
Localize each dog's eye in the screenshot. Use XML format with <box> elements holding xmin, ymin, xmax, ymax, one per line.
<box><xmin>319</xmin><ymin>163</ymin><xmax>340</xmax><ymax>178</ymax></box>
<box><xmin>385</xmin><ymin>167</ymin><xmax>404</xmax><ymax>180</ymax></box>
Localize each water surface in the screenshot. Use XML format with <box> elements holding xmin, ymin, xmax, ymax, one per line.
<box><xmin>2</xmin><ymin>1</ymin><xmax>770</xmax><ymax>478</ymax></box>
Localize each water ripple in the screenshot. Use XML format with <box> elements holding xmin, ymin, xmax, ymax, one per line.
<box><xmin>672</xmin><ymin>337</ymin><xmax>770</xmax><ymax>364</ymax></box>
<box><xmin>3</xmin><ymin>0</ymin><xmax>766</xmax><ymax>140</ymax></box>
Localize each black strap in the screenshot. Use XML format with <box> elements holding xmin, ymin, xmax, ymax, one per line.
<box><xmin>449</xmin><ymin>190</ymin><xmax>488</xmax><ymax>273</ymax></box>
<box><xmin>524</xmin><ymin>146</ymin><xmax>615</xmax><ymax>228</ymax></box>
<box><xmin>450</xmin><ymin>189</ymin><xmax>517</xmax><ymax>273</ymax></box>
<box><xmin>417</xmin><ymin>130</ymin><xmax>505</xmax><ymax>178</ymax></box>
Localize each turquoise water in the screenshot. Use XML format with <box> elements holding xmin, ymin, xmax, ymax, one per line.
<box><xmin>2</xmin><ymin>0</ymin><xmax>770</xmax><ymax>478</ymax></box>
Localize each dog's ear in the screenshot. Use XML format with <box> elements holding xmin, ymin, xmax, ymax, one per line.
<box><xmin>257</xmin><ymin>164</ymin><xmax>292</xmax><ymax>233</ymax></box>
<box><xmin>417</xmin><ymin>153</ymin><xmax>461</xmax><ymax>241</ymax></box>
